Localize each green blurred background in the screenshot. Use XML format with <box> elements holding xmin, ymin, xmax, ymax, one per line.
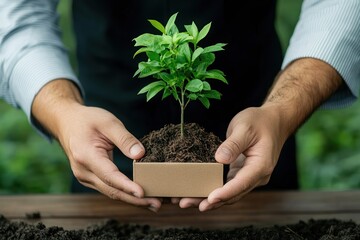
<box><xmin>1</xmin><ymin>0</ymin><xmax>360</xmax><ymax>194</ymax></box>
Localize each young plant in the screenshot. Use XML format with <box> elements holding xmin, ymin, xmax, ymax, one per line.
<box><xmin>133</xmin><ymin>12</ymin><xmax>228</xmax><ymax>138</ymax></box>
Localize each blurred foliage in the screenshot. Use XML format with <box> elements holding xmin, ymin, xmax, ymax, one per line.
<box><xmin>0</xmin><ymin>101</ymin><xmax>71</xmax><ymax>194</ymax></box>
<box><xmin>297</xmin><ymin>101</ymin><xmax>360</xmax><ymax>190</ymax></box>
<box><xmin>1</xmin><ymin>0</ymin><xmax>359</xmax><ymax>193</ymax></box>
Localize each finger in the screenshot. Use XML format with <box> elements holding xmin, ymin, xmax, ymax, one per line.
<box><xmin>202</xmin><ymin>159</ymin><xmax>268</xmax><ymax>210</ymax></box>
<box><xmin>199</xmin><ymin>199</ymin><xmax>225</xmax><ymax>212</ymax></box>
<box><xmin>90</xmin><ymin>155</ymin><xmax>145</xmax><ymax>198</ymax></box>
<box><xmin>209</xmin><ymin>166</ymin><xmax>260</xmax><ymax>202</ymax></box>
<box><xmin>178</xmin><ymin>198</ymin><xmax>204</xmax><ymax>208</ymax></box>
<box><xmin>91</xmin><ymin>176</ymin><xmax>162</xmax><ymax>212</ymax></box>
<box><xmin>227</xmin><ymin>154</ymin><xmax>246</xmax><ymax>181</ymax></box>
<box><xmin>81</xmin><ymin>146</ymin><xmax>145</xmax><ymax>197</ymax></box>
<box><xmin>171</xmin><ymin>198</ymin><xmax>180</xmax><ymax>204</ymax></box>
<box><xmin>74</xmin><ymin>164</ymin><xmax>162</xmax><ymax>212</ymax></box>
<box><xmin>101</xmin><ymin>119</ymin><xmax>145</xmax><ymax>160</ymax></box>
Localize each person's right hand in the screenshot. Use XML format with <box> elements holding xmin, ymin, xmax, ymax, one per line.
<box><xmin>32</xmin><ymin>79</ymin><xmax>162</xmax><ymax>212</ymax></box>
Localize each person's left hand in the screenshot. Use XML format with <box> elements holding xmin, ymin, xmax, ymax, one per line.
<box><xmin>171</xmin><ymin>105</ymin><xmax>287</xmax><ymax>211</ymax></box>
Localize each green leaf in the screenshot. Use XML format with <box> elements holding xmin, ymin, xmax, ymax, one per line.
<box><xmin>175</xmin><ymin>32</ymin><xmax>193</xmax><ymax>45</ymax></box>
<box><xmin>172</xmin><ymin>32</ymin><xmax>192</xmax><ymax>45</ymax></box>
<box><xmin>192</xmin><ymin>47</ymin><xmax>204</xmax><ymax>62</ymax></box>
<box><xmin>178</xmin><ymin>43</ymin><xmax>191</xmax><ymax>63</ymax></box>
<box><xmin>146</xmin><ymin>51</ymin><xmax>160</xmax><ymax>61</ymax></box>
<box><xmin>148</xmin><ymin>19</ymin><xmax>165</xmax><ymax>34</ymax></box>
<box><xmin>185</xmin><ymin>22</ymin><xmax>198</xmax><ymax>39</ymax></box>
<box><xmin>193</xmin><ymin>62</ymin><xmax>207</xmax><ymax>78</ymax></box>
<box><xmin>187</xmin><ymin>93</ymin><xmax>198</xmax><ymax>100</ymax></box>
<box><xmin>193</xmin><ymin>52</ymin><xmax>215</xmax><ymax>71</ymax></box>
<box><xmin>185</xmin><ymin>79</ymin><xmax>203</xmax><ymax>92</ymax></box>
<box><xmin>202</xmin><ymin>43</ymin><xmax>227</xmax><ymax>54</ymax></box>
<box><xmin>146</xmin><ymin>85</ymin><xmax>165</xmax><ymax>101</ymax></box>
<box><xmin>133</xmin><ymin>33</ymin><xmax>158</xmax><ymax>47</ymax></box>
<box><xmin>162</xmin><ymin>87</ymin><xmax>172</xmax><ymax>100</ymax></box>
<box><xmin>160</xmin><ymin>35</ymin><xmax>173</xmax><ymax>46</ymax></box>
<box><xmin>157</xmin><ymin>72</ymin><xmax>172</xmax><ymax>82</ymax></box>
<box><xmin>138</xmin><ymin>81</ymin><xmax>165</xmax><ymax>95</ymax></box>
<box><xmin>204</xmin><ymin>90</ymin><xmax>222</xmax><ymax>99</ymax></box>
<box><xmin>133</xmin><ymin>68</ymin><xmax>141</xmax><ymax>77</ymax></box>
<box><xmin>204</xmin><ymin>69</ymin><xmax>228</xmax><ymax>83</ymax></box>
<box><xmin>176</xmin><ymin>62</ymin><xmax>187</xmax><ymax>70</ymax></box>
<box><xmin>172</xmin><ymin>89</ymin><xmax>180</xmax><ymax>101</ymax></box>
<box><xmin>197</xmin><ymin>22</ymin><xmax>211</xmax><ymax>44</ymax></box>
<box><xmin>165</xmin><ymin>12</ymin><xmax>178</xmax><ymax>35</ymax></box>
<box><xmin>203</xmin><ymin>81</ymin><xmax>211</xmax><ymax>91</ymax></box>
<box><xmin>133</xmin><ymin>47</ymin><xmax>150</xmax><ymax>58</ymax></box>
<box><xmin>199</xmin><ymin>97</ymin><xmax>210</xmax><ymax>109</ymax></box>
<box><xmin>136</xmin><ymin>61</ymin><xmax>164</xmax><ymax>78</ymax></box>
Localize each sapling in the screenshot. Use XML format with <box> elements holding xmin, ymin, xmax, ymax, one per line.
<box><xmin>133</xmin><ymin>12</ymin><xmax>228</xmax><ymax>138</ymax></box>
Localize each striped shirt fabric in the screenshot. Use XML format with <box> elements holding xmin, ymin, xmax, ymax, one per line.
<box><xmin>0</xmin><ymin>0</ymin><xmax>80</xmax><ymax>131</ymax></box>
<box><xmin>282</xmin><ymin>0</ymin><xmax>360</xmax><ymax>109</ymax></box>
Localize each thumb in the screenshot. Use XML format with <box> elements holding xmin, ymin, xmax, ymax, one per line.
<box><xmin>103</xmin><ymin>121</ymin><xmax>145</xmax><ymax>160</ymax></box>
<box><xmin>215</xmin><ymin>132</ymin><xmax>246</xmax><ymax>164</ymax></box>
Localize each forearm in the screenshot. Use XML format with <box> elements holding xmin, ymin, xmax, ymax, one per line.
<box><xmin>32</xmin><ymin>79</ymin><xmax>83</xmax><ymax>140</ymax></box>
<box><xmin>263</xmin><ymin>58</ymin><xmax>343</xmax><ymax>138</ymax></box>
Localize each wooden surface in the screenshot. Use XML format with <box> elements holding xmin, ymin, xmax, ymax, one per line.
<box><xmin>1</xmin><ymin>190</ymin><xmax>360</xmax><ymax>230</ymax></box>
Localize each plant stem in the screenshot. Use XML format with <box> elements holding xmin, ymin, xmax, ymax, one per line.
<box><xmin>180</xmin><ymin>90</ymin><xmax>185</xmax><ymax>139</ymax></box>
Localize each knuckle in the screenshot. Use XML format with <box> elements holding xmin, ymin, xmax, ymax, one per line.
<box><xmin>106</xmin><ymin>189</ymin><xmax>121</xmax><ymax>200</ymax></box>
<box><xmin>258</xmin><ymin>167</ymin><xmax>273</xmax><ymax>186</ymax></box>
<box><xmin>72</xmin><ymin>169</ymin><xmax>82</xmax><ymax>179</ymax></box>
<box><xmin>102</xmin><ymin>171</ymin><xmax>117</xmax><ymax>188</ymax></box>
<box><xmin>259</xmin><ymin>176</ymin><xmax>271</xmax><ymax>187</ymax></box>
<box><xmin>74</xmin><ymin>156</ymin><xmax>87</xmax><ymax>166</ymax></box>
<box><xmin>73</xmin><ymin>169</ymin><xmax>88</xmax><ymax>184</ymax></box>
<box><xmin>117</xmin><ymin>133</ymin><xmax>136</xmax><ymax>149</ymax></box>
<box><xmin>225</xmin><ymin>139</ymin><xmax>242</xmax><ymax>154</ymax></box>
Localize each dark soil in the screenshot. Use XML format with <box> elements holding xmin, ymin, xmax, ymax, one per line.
<box><xmin>1</xmin><ymin>214</ymin><xmax>360</xmax><ymax>239</ymax></box>
<box><xmin>139</xmin><ymin>123</ymin><xmax>222</xmax><ymax>163</ymax></box>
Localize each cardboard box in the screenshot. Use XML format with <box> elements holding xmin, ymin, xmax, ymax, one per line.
<box><xmin>133</xmin><ymin>162</ymin><xmax>224</xmax><ymax>197</ymax></box>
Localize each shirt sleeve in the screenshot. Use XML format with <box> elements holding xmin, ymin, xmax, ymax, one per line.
<box><xmin>0</xmin><ymin>0</ymin><xmax>84</xmax><ymax>138</ymax></box>
<box><xmin>282</xmin><ymin>0</ymin><xmax>360</xmax><ymax>109</ymax></box>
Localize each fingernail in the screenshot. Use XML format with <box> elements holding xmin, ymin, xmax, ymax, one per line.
<box><xmin>217</xmin><ymin>147</ymin><xmax>232</xmax><ymax>162</ymax></box>
<box><xmin>130</xmin><ymin>144</ymin><xmax>143</xmax><ymax>156</ymax></box>
<box><xmin>132</xmin><ymin>192</ymin><xmax>141</xmax><ymax>198</ymax></box>
<box><xmin>209</xmin><ymin>198</ymin><xmax>221</xmax><ymax>204</ymax></box>
<box><xmin>148</xmin><ymin>205</ymin><xmax>159</xmax><ymax>213</ymax></box>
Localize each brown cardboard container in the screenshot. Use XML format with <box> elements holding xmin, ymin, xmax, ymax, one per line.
<box><xmin>133</xmin><ymin>162</ymin><xmax>224</xmax><ymax>197</ymax></box>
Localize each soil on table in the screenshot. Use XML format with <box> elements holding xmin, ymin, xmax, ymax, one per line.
<box><xmin>1</xmin><ymin>214</ymin><xmax>360</xmax><ymax>240</ymax></box>
<box><xmin>138</xmin><ymin>122</ymin><xmax>222</xmax><ymax>163</ymax></box>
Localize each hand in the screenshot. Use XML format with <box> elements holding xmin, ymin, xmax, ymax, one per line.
<box><xmin>58</xmin><ymin>105</ymin><xmax>162</xmax><ymax>212</ymax></box>
<box><xmin>172</xmin><ymin>58</ymin><xmax>343</xmax><ymax>211</ymax></box>
<box><xmin>32</xmin><ymin>79</ymin><xmax>162</xmax><ymax>212</ymax></box>
<box><xmin>172</xmin><ymin>105</ymin><xmax>286</xmax><ymax>211</ymax></box>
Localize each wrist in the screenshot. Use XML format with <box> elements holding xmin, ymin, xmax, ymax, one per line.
<box><xmin>32</xmin><ymin>79</ymin><xmax>84</xmax><ymax>139</ymax></box>
<box><xmin>263</xmin><ymin>58</ymin><xmax>343</xmax><ymax>137</ymax></box>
